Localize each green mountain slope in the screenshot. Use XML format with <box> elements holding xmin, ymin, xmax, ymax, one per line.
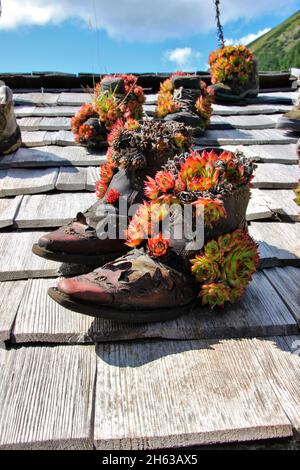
<box><xmin>248</xmin><ymin>10</ymin><xmax>300</xmax><ymax>71</ymax></box>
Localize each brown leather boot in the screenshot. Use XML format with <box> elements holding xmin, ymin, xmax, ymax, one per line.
<box><xmin>48</xmin><ymin>248</ymin><xmax>197</xmax><ymax>322</ymax></box>
<box><xmin>32</xmin><ymin>121</ymin><xmax>193</xmax><ymax>264</ymax></box>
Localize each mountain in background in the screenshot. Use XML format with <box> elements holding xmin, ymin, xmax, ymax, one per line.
<box><xmin>248</xmin><ymin>10</ymin><xmax>300</xmax><ymax>71</ymax></box>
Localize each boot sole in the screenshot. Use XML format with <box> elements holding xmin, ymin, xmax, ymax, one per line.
<box><xmin>48</xmin><ymin>287</ymin><xmax>194</xmax><ymax>324</ymax></box>
<box><xmin>32</xmin><ymin>243</ymin><xmax>127</xmax><ymax>265</ymax></box>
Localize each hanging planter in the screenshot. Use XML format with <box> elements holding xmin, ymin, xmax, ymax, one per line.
<box><xmin>208</xmin><ymin>45</ymin><xmax>259</xmax><ymax>101</ymax></box>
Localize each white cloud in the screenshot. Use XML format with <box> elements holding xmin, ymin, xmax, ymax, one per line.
<box><xmin>225</xmin><ymin>27</ymin><xmax>271</xmax><ymax>46</ymax></box>
<box><xmin>0</xmin><ymin>0</ymin><xmax>297</xmax><ymax>42</ymax></box>
<box><xmin>165</xmin><ymin>47</ymin><xmax>201</xmax><ymax>69</ymax></box>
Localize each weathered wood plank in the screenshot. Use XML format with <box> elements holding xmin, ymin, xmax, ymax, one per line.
<box><xmin>0</xmin><ymin>345</ymin><xmax>96</xmax><ymax>449</ymax></box>
<box><xmin>57</xmin><ymin>92</ymin><xmax>92</xmax><ymax>106</ymax></box>
<box><xmin>250</xmin><ymin>336</ymin><xmax>300</xmax><ymax>439</ymax></box>
<box><xmin>249</xmin><ymin>222</ymin><xmax>300</xmax><ymax>268</ymax></box>
<box><xmin>0</xmin><ymin>195</ymin><xmax>23</xmax><ymax>227</ymax></box>
<box><xmin>17</xmin><ymin>117</ymin><xmax>42</xmax><ymax>131</ymax></box>
<box><xmin>196</xmin><ymin>129</ymin><xmax>297</xmax><ymax>146</ymax></box>
<box><xmin>14</xmin><ymin>93</ymin><xmax>59</xmax><ymax>105</ymax></box>
<box><xmin>0</xmin><ymin>168</ymin><xmax>58</xmax><ymax>197</ymax></box>
<box><xmin>210</xmin><ymin>115</ymin><xmax>276</xmax><ymax>130</ymax></box>
<box><xmin>86</xmin><ymin>166</ymin><xmax>99</xmax><ymax>191</ymax></box>
<box><xmin>246</xmin><ymin>189</ymin><xmax>279</xmax><ymax>221</ymax></box>
<box><xmin>94</xmin><ymin>338</ymin><xmax>292</xmax><ymax>449</ymax></box>
<box><xmin>15</xmin><ymin>192</ymin><xmax>96</xmax><ymax>228</ymax></box>
<box><xmin>0</xmin><ymin>231</ymin><xmax>61</xmax><ymax>281</ymax></box>
<box><xmin>90</xmin><ymin>271</ymin><xmax>298</xmax><ymax>342</ymax></box>
<box><xmin>259</xmin><ymin>189</ymin><xmax>300</xmax><ymax>221</ymax></box>
<box><xmin>0</xmin><ymin>146</ymin><xmax>106</xmax><ymax>168</ymax></box>
<box><xmin>56</xmin><ymin>167</ymin><xmax>87</xmax><ymax>191</ymax></box>
<box><xmin>39</xmin><ymin>117</ymin><xmax>71</xmax><ymax>131</ymax></box>
<box><xmin>52</xmin><ymin>130</ymin><xmax>76</xmax><ymax>146</ymax></box>
<box><xmin>263</xmin><ymin>267</ymin><xmax>300</xmax><ymax>325</ymax></box>
<box><xmin>0</xmin><ymin>280</ymin><xmax>27</xmax><ymax>341</ymax></box>
<box><xmin>12</xmin><ymin>278</ymin><xmax>93</xmax><ymax>343</ymax></box>
<box><xmin>252</xmin><ymin>164</ymin><xmax>300</xmax><ymax>189</ymax></box>
<box><xmin>212</xmin><ymin>103</ymin><xmax>291</xmax><ymax>116</ymax></box>
<box><xmin>0</xmin><ymin>231</ymin><xmax>92</xmax><ymax>281</ymax></box>
<box><xmin>21</xmin><ymin>131</ymin><xmax>52</xmax><ymax>147</ymax></box>
<box><xmin>245</xmin><ymin>144</ymin><xmax>298</xmax><ymax>164</ymax></box>
<box><xmin>15</xmin><ymin>106</ymin><xmax>80</xmax><ymax>118</ymax></box>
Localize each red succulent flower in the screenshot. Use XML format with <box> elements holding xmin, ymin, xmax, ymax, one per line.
<box><xmin>155</xmin><ymin>170</ymin><xmax>175</xmax><ymax>192</ymax></box>
<box><xmin>106</xmin><ymin>188</ymin><xmax>120</xmax><ymax>205</ymax></box>
<box><xmin>148</xmin><ymin>233</ymin><xmax>170</xmax><ymax>257</ymax></box>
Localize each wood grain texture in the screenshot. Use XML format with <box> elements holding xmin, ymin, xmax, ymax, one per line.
<box><xmin>246</xmin><ymin>189</ymin><xmax>279</xmax><ymax>221</ymax></box>
<box><xmin>0</xmin><ymin>345</ymin><xmax>96</xmax><ymax>449</ymax></box>
<box><xmin>249</xmin><ymin>222</ymin><xmax>300</xmax><ymax>267</ymax></box>
<box><xmin>86</xmin><ymin>167</ymin><xmax>99</xmax><ymax>191</ymax></box>
<box><xmin>15</xmin><ymin>192</ymin><xmax>96</xmax><ymax>228</ymax></box>
<box><xmin>245</xmin><ymin>144</ymin><xmax>298</xmax><ymax>164</ymax></box>
<box><xmin>259</xmin><ymin>189</ymin><xmax>300</xmax><ymax>221</ymax></box>
<box><xmin>12</xmin><ymin>278</ymin><xmax>94</xmax><ymax>343</ymax></box>
<box><xmin>0</xmin><ymin>280</ymin><xmax>27</xmax><ymax>341</ymax></box>
<box><xmin>196</xmin><ymin>129</ymin><xmax>297</xmax><ymax>146</ymax></box>
<box><xmin>14</xmin><ymin>93</ymin><xmax>59</xmax><ymax>105</ymax></box>
<box><xmin>212</xmin><ymin>103</ymin><xmax>292</xmax><ymax>116</ymax></box>
<box><xmin>57</xmin><ymin>92</ymin><xmax>92</xmax><ymax>106</ymax></box>
<box><xmin>39</xmin><ymin>117</ymin><xmax>71</xmax><ymax>131</ymax></box>
<box><xmin>21</xmin><ymin>131</ymin><xmax>52</xmax><ymax>147</ymax></box>
<box><xmin>263</xmin><ymin>267</ymin><xmax>300</xmax><ymax>325</ymax></box>
<box><xmin>210</xmin><ymin>115</ymin><xmax>276</xmax><ymax>130</ymax></box>
<box><xmin>90</xmin><ymin>271</ymin><xmax>298</xmax><ymax>343</ymax></box>
<box><xmin>0</xmin><ymin>195</ymin><xmax>23</xmax><ymax>227</ymax></box>
<box><xmin>17</xmin><ymin>117</ymin><xmax>42</xmax><ymax>131</ymax></box>
<box><xmin>0</xmin><ymin>146</ymin><xmax>106</xmax><ymax>168</ymax></box>
<box><xmin>252</xmin><ymin>164</ymin><xmax>300</xmax><ymax>189</ymax></box>
<box><xmin>55</xmin><ymin>166</ymin><xmax>87</xmax><ymax>191</ymax></box>
<box><xmin>15</xmin><ymin>105</ymin><xmax>80</xmax><ymax>118</ymax></box>
<box><xmin>250</xmin><ymin>336</ymin><xmax>300</xmax><ymax>439</ymax></box>
<box><xmin>94</xmin><ymin>338</ymin><xmax>292</xmax><ymax>449</ymax></box>
<box><xmin>0</xmin><ymin>168</ymin><xmax>58</xmax><ymax>197</ymax></box>
<box><xmin>0</xmin><ymin>231</ymin><xmax>61</xmax><ymax>281</ymax></box>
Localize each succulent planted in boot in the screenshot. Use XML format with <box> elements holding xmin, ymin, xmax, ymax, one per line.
<box><xmin>156</xmin><ymin>71</ymin><xmax>214</xmax><ymax>133</ymax></box>
<box><xmin>71</xmin><ymin>74</ymin><xmax>145</xmax><ymax>148</ymax></box>
<box><xmin>109</xmin><ymin>120</ymin><xmax>193</xmax><ymax>170</ymax></box>
<box><xmin>208</xmin><ymin>45</ymin><xmax>259</xmax><ymax>101</ymax></box>
<box><xmin>191</xmin><ymin>229</ymin><xmax>259</xmax><ymax>307</ymax></box>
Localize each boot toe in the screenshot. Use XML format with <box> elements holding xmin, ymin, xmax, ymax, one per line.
<box><xmin>57</xmin><ymin>277</ymin><xmax>113</xmax><ymax>305</ymax></box>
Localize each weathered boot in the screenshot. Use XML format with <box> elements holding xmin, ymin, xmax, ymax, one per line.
<box><xmin>156</xmin><ymin>74</ymin><xmax>214</xmax><ymax>135</ymax></box>
<box><xmin>0</xmin><ymin>82</ymin><xmax>22</xmax><ymax>155</ymax></box>
<box><xmin>48</xmin><ymin>248</ymin><xmax>197</xmax><ymax>322</ymax></box>
<box><xmin>71</xmin><ymin>74</ymin><xmax>145</xmax><ymax>148</ymax></box>
<box><xmin>48</xmin><ymin>149</ymin><xmax>259</xmax><ymax>323</ymax></box>
<box><xmin>276</xmin><ymin>88</ymin><xmax>300</xmax><ymax>132</ymax></box>
<box><xmin>32</xmin><ymin>121</ymin><xmax>193</xmax><ymax>264</ymax></box>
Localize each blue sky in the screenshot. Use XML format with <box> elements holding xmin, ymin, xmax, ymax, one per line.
<box><xmin>0</xmin><ymin>0</ymin><xmax>299</xmax><ymax>74</ymax></box>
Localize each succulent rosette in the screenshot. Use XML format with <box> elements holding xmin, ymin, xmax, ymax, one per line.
<box><xmin>191</xmin><ymin>229</ymin><xmax>259</xmax><ymax>307</ymax></box>
<box><xmin>71</xmin><ymin>103</ymin><xmax>105</xmax><ymax>147</ymax></box>
<box><xmin>156</xmin><ymin>71</ymin><xmax>214</xmax><ymax>131</ymax></box>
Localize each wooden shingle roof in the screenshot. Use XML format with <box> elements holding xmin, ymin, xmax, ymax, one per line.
<box><xmin>0</xmin><ymin>84</ymin><xmax>299</xmax><ymax>449</ymax></box>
